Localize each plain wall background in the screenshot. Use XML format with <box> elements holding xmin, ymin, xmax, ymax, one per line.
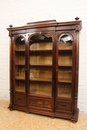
<box><xmin>0</xmin><ymin>0</ymin><xmax>87</xmax><ymax>113</ymax></box>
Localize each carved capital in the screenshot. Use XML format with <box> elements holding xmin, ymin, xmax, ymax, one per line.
<box><xmin>75</xmin><ymin>25</ymin><xmax>80</xmax><ymax>32</ymax></box>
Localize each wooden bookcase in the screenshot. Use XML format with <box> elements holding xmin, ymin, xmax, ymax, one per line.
<box><xmin>7</xmin><ymin>18</ymin><xmax>82</xmax><ymax>122</ymax></box>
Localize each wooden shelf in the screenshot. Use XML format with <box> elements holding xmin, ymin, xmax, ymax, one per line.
<box><xmin>30</xmin><ymin>90</ymin><xmax>52</xmax><ymax>96</ymax></box>
<box><xmin>58</xmin><ymin>70</ymin><xmax>72</xmax><ymax>82</ymax></box>
<box><xmin>58</xmin><ymin>83</ymin><xmax>71</xmax><ymax>98</ymax></box>
<box><xmin>15</xmin><ymin>49</ymin><xmax>25</xmax><ymax>52</ymax></box>
<box><xmin>15</xmin><ymin>88</ymin><xmax>25</xmax><ymax>92</ymax></box>
<box><xmin>30</xmin><ymin>83</ymin><xmax>52</xmax><ymax>96</ymax></box>
<box><xmin>58</xmin><ymin>42</ymin><xmax>72</xmax><ymax>50</ymax></box>
<box><xmin>15</xmin><ymin>76</ymin><xmax>25</xmax><ymax>80</ymax></box>
<box><xmin>29</xmin><ymin>42</ymin><xmax>52</xmax><ymax>50</ymax></box>
<box><xmin>58</xmin><ymin>65</ymin><xmax>72</xmax><ymax>67</ymax></box>
<box><xmin>15</xmin><ymin>43</ymin><xmax>25</xmax><ymax>51</ymax></box>
<box><xmin>59</xmin><ymin>48</ymin><xmax>72</xmax><ymax>51</ymax></box>
<box><xmin>29</xmin><ymin>64</ymin><xmax>52</xmax><ymax>68</ymax></box>
<box><xmin>30</xmin><ymin>56</ymin><xmax>52</xmax><ymax>65</ymax></box>
<box><xmin>29</xmin><ymin>65</ymin><xmax>52</xmax><ymax>71</ymax></box>
<box><xmin>58</xmin><ymin>79</ymin><xmax>72</xmax><ymax>83</ymax></box>
<box><xmin>29</xmin><ymin>64</ymin><xmax>52</xmax><ymax>67</ymax></box>
<box><xmin>58</xmin><ymin>93</ymin><xmax>71</xmax><ymax>98</ymax></box>
<box><xmin>29</xmin><ymin>49</ymin><xmax>52</xmax><ymax>52</ymax></box>
<box><xmin>29</xmin><ymin>78</ymin><xmax>52</xmax><ymax>82</ymax></box>
<box><xmin>58</xmin><ymin>56</ymin><xmax>72</xmax><ymax>66</ymax></box>
<box><xmin>15</xmin><ymin>63</ymin><xmax>25</xmax><ymax>66</ymax></box>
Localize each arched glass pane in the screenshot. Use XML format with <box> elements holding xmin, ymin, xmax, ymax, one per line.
<box><xmin>58</xmin><ymin>34</ymin><xmax>73</xmax><ymax>50</ymax></box>
<box><xmin>30</xmin><ymin>34</ymin><xmax>52</xmax><ymax>51</ymax></box>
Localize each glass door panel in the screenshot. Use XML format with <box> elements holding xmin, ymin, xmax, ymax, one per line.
<box><xmin>58</xmin><ymin>83</ymin><xmax>71</xmax><ymax>98</ymax></box>
<box><xmin>58</xmin><ymin>42</ymin><xmax>72</xmax><ymax>50</ymax></box>
<box><xmin>57</xmin><ymin>33</ymin><xmax>73</xmax><ymax>98</ymax></box>
<box><xmin>15</xmin><ymin>80</ymin><xmax>25</xmax><ymax>92</ymax></box>
<box><xmin>29</xmin><ymin>33</ymin><xmax>53</xmax><ymax>97</ymax></box>
<box><xmin>15</xmin><ymin>66</ymin><xmax>25</xmax><ymax>80</ymax></box>
<box><xmin>30</xmin><ymin>55</ymin><xmax>52</xmax><ymax>65</ymax></box>
<box><xmin>30</xmin><ymin>82</ymin><xmax>52</xmax><ymax>96</ymax></box>
<box><xmin>15</xmin><ymin>42</ymin><xmax>25</xmax><ymax>51</ymax></box>
<box><xmin>30</xmin><ymin>42</ymin><xmax>52</xmax><ymax>50</ymax></box>
<box><xmin>30</xmin><ymin>68</ymin><xmax>52</xmax><ymax>82</ymax></box>
<box><xmin>15</xmin><ymin>52</ymin><xmax>25</xmax><ymax>65</ymax></box>
<box><xmin>58</xmin><ymin>52</ymin><xmax>72</xmax><ymax>66</ymax></box>
<box><xmin>58</xmin><ymin>69</ymin><xmax>72</xmax><ymax>83</ymax></box>
<box><xmin>14</xmin><ymin>35</ymin><xmax>26</xmax><ymax>93</ymax></box>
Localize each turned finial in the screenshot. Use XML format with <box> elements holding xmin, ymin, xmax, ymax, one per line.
<box><xmin>9</xmin><ymin>24</ymin><xmax>13</xmax><ymax>28</ymax></box>
<box><xmin>75</xmin><ymin>17</ymin><xmax>80</xmax><ymax>20</ymax></box>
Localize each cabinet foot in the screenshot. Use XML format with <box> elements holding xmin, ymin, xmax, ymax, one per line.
<box><xmin>71</xmin><ymin>108</ymin><xmax>79</xmax><ymax>123</ymax></box>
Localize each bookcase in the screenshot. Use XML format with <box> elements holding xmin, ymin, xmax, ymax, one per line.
<box><xmin>7</xmin><ymin>18</ymin><xmax>82</xmax><ymax>122</ymax></box>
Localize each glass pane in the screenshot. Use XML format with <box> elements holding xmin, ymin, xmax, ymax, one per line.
<box><xmin>57</xmin><ymin>33</ymin><xmax>73</xmax><ymax>98</ymax></box>
<box><xmin>15</xmin><ymin>43</ymin><xmax>25</xmax><ymax>51</ymax></box>
<box><xmin>58</xmin><ymin>34</ymin><xmax>73</xmax><ymax>43</ymax></box>
<box><xmin>15</xmin><ymin>66</ymin><xmax>25</xmax><ymax>80</ymax></box>
<box><xmin>30</xmin><ymin>42</ymin><xmax>52</xmax><ymax>50</ymax></box>
<box><xmin>15</xmin><ymin>52</ymin><xmax>25</xmax><ymax>65</ymax></box>
<box><xmin>58</xmin><ymin>69</ymin><xmax>72</xmax><ymax>82</ymax></box>
<box><xmin>30</xmin><ymin>83</ymin><xmax>52</xmax><ymax>96</ymax></box>
<box><xmin>29</xmin><ymin>69</ymin><xmax>52</xmax><ymax>82</ymax></box>
<box><xmin>29</xmin><ymin>34</ymin><xmax>53</xmax><ymax>97</ymax></box>
<box><xmin>58</xmin><ymin>83</ymin><xmax>71</xmax><ymax>98</ymax></box>
<box><xmin>14</xmin><ymin>35</ymin><xmax>26</xmax><ymax>93</ymax></box>
<box><xmin>15</xmin><ymin>36</ymin><xmax>25</xmax><ymax>51</ymax></box>
<box><xmin>30</xmin><ymin>55</ymin><xmax>52</xmax><ymax>65</ymax></box>
<box><xmin>30</xmin><ymin>34</ymin><xmax>52</xmax><ymax>42</ymax></box>
<box><xmin>58</xmin><ymin>53</ymin><xmax>72</xmax><ymax>66</ymax></box>
<box><xmin>58</xmin><ymin>42</ymin><xmax>72</xmax><ymax>50</ymax></box>
<box><xmin>15</xmin><ymin>80</ymin><xmax>25</xmax><ymax>92</ymax></box>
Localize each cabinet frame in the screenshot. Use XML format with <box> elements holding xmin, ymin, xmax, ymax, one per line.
<box><xmin>7</xmin><ymin>19</ymin><xmax>82</xmax><ymax>122</ymax></box>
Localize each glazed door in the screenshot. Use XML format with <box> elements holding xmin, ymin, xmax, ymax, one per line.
<box><xmin>28</xmin><ymin>33</ymin><xmax>54</xmax><ymax>114</ymax></box>
<box><xmin>13</xmin><ymin>35</ymin><xmax>27</xmax><ymax>106</ymax></box>
<box><xmin>55</xmin><ymin>32</ymin><xmax>75</xmax><ymax>114</ymax></box>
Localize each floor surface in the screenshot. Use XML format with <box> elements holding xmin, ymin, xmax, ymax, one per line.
<box><xmin>0</xmin><ymin>100</ymin><xmax>87</xmax><ymax>130</ymax></box>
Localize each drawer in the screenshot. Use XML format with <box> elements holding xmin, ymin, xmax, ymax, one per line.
<box><xmin>14</xmin><ymin>93</ymin><xmax>26</xmax><ymax>106</ymax></box>
<box><xmin>56</xmin><ymin>100</ymin><xmax>72</xmax><ymax>112</ymax></box>
<box><xmin>28</xmin><ymin>96</ymin><xmax>53</xmax><ymax>111</ymax></box>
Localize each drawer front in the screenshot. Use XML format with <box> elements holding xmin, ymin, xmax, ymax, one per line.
<box><xmin>14</xmin><ymin>93</ymin><xmax>26</xmax><ymax>106</ymax></box>
<box><xmin>28</xmin><ymin>96</ymin><xmax>53</xmax><ymax>111</ymax></box>
<box><xmin>56</xmin><ymin>100</ymin><xmax>72</xmax><ymax>113</ymax></box>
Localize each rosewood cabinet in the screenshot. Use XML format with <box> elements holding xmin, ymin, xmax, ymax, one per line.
<box><xmin>7</xmin><ymin>18</ymin><xmax>82</xmax><ymax>122</ymax></box>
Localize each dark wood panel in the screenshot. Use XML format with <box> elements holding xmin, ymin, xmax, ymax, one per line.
<box><xmin>13</xmin><ymin>93</ymin><xmax>26</xmax><ymax>106</ymax></box>
<box><xmin>55</xmin><ymin>100</ymin><xmax>73</xmax><ymax>113</ymax></box>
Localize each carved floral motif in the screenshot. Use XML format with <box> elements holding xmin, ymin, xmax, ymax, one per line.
<box><xmin>29</xmin><ymin>99</ymin><xmax>52</xmax><ymax>109</ymax></box>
